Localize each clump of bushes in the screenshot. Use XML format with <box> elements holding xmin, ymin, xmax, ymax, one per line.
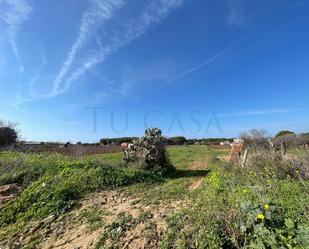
<box><xmin>245</xmin><ymin>152</ymin><xmax>309</xmax><ymax>180</ymax></box>
<box><xmin>123</xmin><ymin>128</ymin><xmax>174</xmax><ymax>174</ymax></box>
<box><xmin>0</xmin><ymin>120</ymin><xmax>18</xmax><ymax>148</ymax></box>
<box><xmin>238</xmin><ymin>129</ymin><xmax>309</xmax><ymax>180</ymax></box>
<box><xmin>240</xmin><ymin>129</ymin><xmax>272</xmax><ymax>152</ymax></box>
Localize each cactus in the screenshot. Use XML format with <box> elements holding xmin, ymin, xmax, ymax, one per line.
<box><xmin>123</xmin><ymin>128</ymin><xmax>173</xmax><ymax>173</ymax></box>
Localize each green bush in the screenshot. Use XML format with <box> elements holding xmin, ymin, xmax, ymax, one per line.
<box><xmin>0</xmin><ymin>153</ymin><xmax>161</xmax><ymax>226</ymax></box>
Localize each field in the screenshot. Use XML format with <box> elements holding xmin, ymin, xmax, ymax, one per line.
<box><xmin>14</xmin><ymin>145</ymin><xmax>124</xmax><ymax>156</ymax></box>
<box><xmin>0</xmin><ymin>145</ymin><xmax>308</xmax><ymax>249</ymax></box>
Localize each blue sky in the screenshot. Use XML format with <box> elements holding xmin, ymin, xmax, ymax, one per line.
<box><xmin>0</xmin><ymin>0</ymin><xmax>308</xmax><ymax>142</ymax></box>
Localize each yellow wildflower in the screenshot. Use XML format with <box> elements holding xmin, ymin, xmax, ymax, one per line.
<box><xmin>257</xmin><ymin>213</ymin><xmax>265</xmax><ymax>220</ymax></box>
<box><xmin>243</xmin><ymin>189</ymin><xmax>248</xmax><ymax>194</ymax></box>
<box><xmin>264</xmin><ymin>204</ymin><xmax>270</xmax><ymax>210</ymax></box>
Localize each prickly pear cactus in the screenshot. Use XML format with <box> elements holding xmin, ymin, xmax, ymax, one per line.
<box><xmin>123</xmin><ymin>128</ymin><xmax>173</xmax><ymax>172</ymax></box>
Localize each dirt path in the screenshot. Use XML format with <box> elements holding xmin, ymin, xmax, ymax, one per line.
<box><xmin>186</xmin><ymin>160</ymin><xmax>208</xmax><ymax>191</ymax></box>
<box><xmin>37</xmin><ymin>190</ymin><xmax>187</xmax><ymax>249</ymax></box>
<box><xmin>1</xmin><ymin>158</ymin><xmax>210</xmax><ymax>249</ymax></box>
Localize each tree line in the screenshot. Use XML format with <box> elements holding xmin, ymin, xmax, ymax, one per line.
<box><xmin>1</xmin><ymin>118</ymin><xmax>309</xmax><ymax>148</ymax></box>
<box><xmin>99</xmin><ymin>136</ymin><xmax>233</xmax><ymax>146</ymax></box>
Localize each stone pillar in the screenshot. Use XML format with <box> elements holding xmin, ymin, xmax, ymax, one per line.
<box><xmin>229</xmin><ymin>139</ymin><xmax>245</xmax><ymax>164</ymax></box>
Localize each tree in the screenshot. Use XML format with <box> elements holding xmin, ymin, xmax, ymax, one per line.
<box><xmin>273</xmin><ymin>132</ymin><xmax>297</xmax><ymax>148</ymax></box>
<box><xmin>167</xmin><ymin>136</ymin><xmax>187</xmax><ymax>145</ymax></box>
<box><xmin>240</xmin><ymin>129</ymin><xmax>270</xmax><ymax>151</ymax></box>
<box><xmin>275</xmin><ymin>130</ymin><xmax>296</xmax><ymax>138</ymax></box>
<box><xmin>298</xmin><ymin>133</ymin><xmax>309</xmax><ymax>146</ymax></box>
<box><xmin>100</xmin><ymin>137</ymin><xmax>137</xmax><ymax>145</ymax></box>
<box><xmin>0</xmin><ymin>120</ymin><xmax>18</xmax><ymax>147</ymax></box>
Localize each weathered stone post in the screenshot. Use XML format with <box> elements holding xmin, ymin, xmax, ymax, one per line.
<box><xmin>229</xmin><ymin>139</ymin><xmax>245</xmax><ymax>165</ymax></box>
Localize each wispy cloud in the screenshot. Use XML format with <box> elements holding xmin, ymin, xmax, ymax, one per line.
<box><xmin>14</xmin><ymin>46</ymin><xmax>47</xmax><ymax>109</ymax></box>
<box><xmin>226</xmin><ymin>0</ymin><xmax>246</xmax><ymax>27</ymax></box>
<box><xmin>119</xmin><ymin>61</ymin><xmax>177</xmax><ymax>96</ymax></box>
<box><xmin>14</xmin><ymin>45</ymin><xmax>48</xmax><ymax>109</ymax></box>
<box><xmin>52</xmin><ymin>0</ymin><xmax>184</xmax><ymax>96</ymax></box>
<box><xmin>165</xmin><ymin>43</ymin><xmax>235</xmax><ymax>85</ymax></box>
<box><xmin>0</xmin><ymin>0</ymin><xmax>32</xmax><ymax>72</ymax></box>
<box><xmin>218</xmin><ymin>108</ymin><xmax>292</xmax><ymax>118</ymax></box>
<box><xmin>29</xmin><ymin>45</ymin><xmax>47</xmax><ymax>97</ymax></box>
<box><xmin>51</xmin><ymin>0</ymin><xmax>125</xmax><ymax>96</ymax></box>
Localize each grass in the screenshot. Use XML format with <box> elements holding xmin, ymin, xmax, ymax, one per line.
<box><xmin>80</xmin><ymin>209</ymin><xmax>108</xmax><ymax>232</ymax></box>
<box><xmin>94</xmin><ymin>212</ymin><xmax>136</xmax><ymax>248</ymax></box>
<box><xmin>0</xmin><ymin>145</ymin><xmax>308</xmax><ymax>248</ymax></box>
<box><xmin>156</xmin><ymin>148</ymin><xmax>309</xmax><ymax>248</ymax></box>
<box><xmin>0</xmin><ymin>152</ymin><xmax>161</xmax><ymax>226</ymax></box>
<box><xmin>86</xmin><ymin>151</ymin><xmax>123</xmax><ymax>166</ymax></box>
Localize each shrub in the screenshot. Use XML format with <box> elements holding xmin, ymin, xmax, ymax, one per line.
<box><xmin>0</xmin><ymin>120</ymin><xmax>18</xmax><ymax>147</ymax></box>
<box><xmin>273</xmin><ymin>134</ymin><xmax>298</xmax><ymax>149</ymax></box>
<box><xmin>240</xmin><ymin>129</ymin><xmax>271</xmax><ymax>152</ymax></box>
<box><xmin>245</xmin><ymin>151</ymin><xmax>309</xmax><ymax>180</ymax></box>
<box><xmin>297</xmin><ymin>133</ymin><xmax>309</xmax><ymax>146</ymax></box>
<box><xmin>123</xmin><ymin>128</ymin><xmax>174</xmax><ymax>173</ymax></box>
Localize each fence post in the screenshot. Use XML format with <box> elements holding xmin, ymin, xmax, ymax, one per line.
<box><xmin>241</xmin><ymin>148</ymin><xmax>248</xmax><ymax>168</ymax></box>
<box><xmin>280</xmin><ymin>141</ymin><xmax>287</xmax><ymax>158</ymax></box>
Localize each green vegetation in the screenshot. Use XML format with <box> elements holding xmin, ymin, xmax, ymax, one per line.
<box><xmin>0</xmin><ymin>120</ymin><xmax>18</xmax><ymax>147</ymax></box>
<box><xmin>0</xmin><ymin>152</ymin><xmax>161</xmax><ymax>226</ymax></box>
<box><xmin>98</xmin><ymin>135</ymin><xmax>234</xmax><ymax>146</ymax></box>
<box><xmin>275</xmin><ymin>130</ymin><xmax>296</xmax><ymax>138</ymax></box>
<box><xmin>0</xmin><ymin>145</ymin><xmax>308</xmax><ymax>248</ymax></box>
<box><xmin>99</xmin><ymin>137</ymin><xmax>138</xmax><ymax>146</ymax></box>
<box><xmin>80</xmin><ymin>209</ymin><xmax>109</xmax><ymax>232</ymax></box>
<box><xmin>165</xmin><ymin>136</ymin><xmax>187</xmax><ymax>145</ymax></box>
<box><xmin>159</xmin><ymin>148</ymin><xmax>309</xmax><ymax>248</ymax></box>
<box><xmin>94</xmin><ymin>212</ymin><xmax>136</xmax><ymax>248</ymax></box>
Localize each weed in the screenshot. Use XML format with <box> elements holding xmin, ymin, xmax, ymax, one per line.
<box><xmin>80</xmin><ymin>209</ymin><xmax>107</xmax><ymax>232</ymax></box>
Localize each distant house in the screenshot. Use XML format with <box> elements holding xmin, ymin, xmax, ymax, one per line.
<box><xmin>220</xmin><ymin>141</ymin><xmax>230</xmax><ymax>146</ymax></box>
<box><xmin>121</xmin><ymin>142</ymin><xmax>129</xmax><ymax>147</ymax></box>
<box><xmin>24</xmin><ymin>142</ymin><xmax>42</xmax><ymax>146</ymax></box>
